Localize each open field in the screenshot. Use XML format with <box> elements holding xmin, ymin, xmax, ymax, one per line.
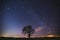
<box><xmin>0</xmin><ymin>37</ymin><xmax>60</xmax><ymax>40</ymax></box>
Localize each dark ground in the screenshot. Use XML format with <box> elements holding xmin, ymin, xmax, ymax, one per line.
<box><xmin>0</xmin><ymin>37</ymin><xmax>60</xmax><ymax>40</ymax></box>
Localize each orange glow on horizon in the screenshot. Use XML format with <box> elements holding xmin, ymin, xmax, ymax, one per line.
<box><xmin>46</xmin><ymin>35</ymin><xmax>54</xmax><ymax>37</ymax></box>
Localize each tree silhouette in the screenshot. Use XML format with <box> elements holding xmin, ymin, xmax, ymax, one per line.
<box><xmin>22</xmin><ymin>25</ymin><xmax>35</xmax><ymax>38</ymax></box>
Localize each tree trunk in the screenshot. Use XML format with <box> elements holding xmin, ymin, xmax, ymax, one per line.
<box><xmin>28</xmin><ymin>33</ymin><xmax>30</xmax><ymax>38</ymax></box>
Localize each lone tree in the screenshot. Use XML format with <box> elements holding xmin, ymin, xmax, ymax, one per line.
<box><xmin>22</xmin><ymin>25</ymin><xmax>35</xmax><ymax>38</ymax></box>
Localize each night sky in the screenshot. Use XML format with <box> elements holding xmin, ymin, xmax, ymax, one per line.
<box><xmin>0</xmin><ymin>0</ymin><xmax>60</xmax><ymax>37</ymax></box>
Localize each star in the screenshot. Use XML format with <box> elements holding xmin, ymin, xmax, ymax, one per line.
<box><xmin>8</xmin><ymin>8</ymin><xmax>10</xmax><ymax>10</ymax></box>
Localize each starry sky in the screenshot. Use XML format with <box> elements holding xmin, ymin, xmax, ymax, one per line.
<box><xmin>0</xmin><ymin>0</ymin><xmax>60</xmax><ymax>37</ymax></box>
